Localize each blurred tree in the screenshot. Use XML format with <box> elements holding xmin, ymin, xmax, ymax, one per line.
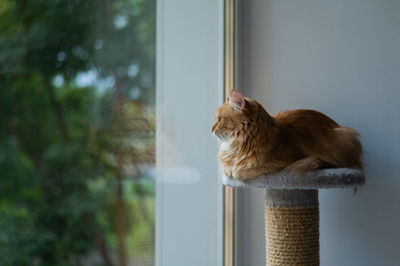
<box><xmin>0</xmin><ymin>0</ymin><xmax>155</xmax><ymax>265</ymax></box>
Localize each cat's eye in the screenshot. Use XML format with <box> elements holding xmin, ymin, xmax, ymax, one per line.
<box><xmin>217</xmin><ymin>116</ymin><xmax>222</xmax><ymax>121</ymax></box>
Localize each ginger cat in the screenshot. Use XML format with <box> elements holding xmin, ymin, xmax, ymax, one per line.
<box><xmin>211</xmin><ymin>90</ymin><xmax>363</xmax><ymax>180</ymax></box>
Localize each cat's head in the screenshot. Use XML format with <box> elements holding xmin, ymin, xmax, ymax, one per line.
<box><xmin>211</xmin><ymin>90</ymin><xmax>260</xmax><ymax>142</ymax></box>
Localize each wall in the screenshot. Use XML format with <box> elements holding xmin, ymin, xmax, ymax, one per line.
<box><xmin>156</xmin><ymin>0</ymin><xmax>223</xmax><ymax>265</ymax></box>
<box><xmin>236</xmin><ymin>0</ymin><xmax>400</xmax><ymax>265</ymax></box>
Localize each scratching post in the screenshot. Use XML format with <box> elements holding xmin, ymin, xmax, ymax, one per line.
<box><xmin>223</xmin><ymin>168</ymin><xmax>365</xmax><ymax>266</ymax></box>
<box><xmin>265</xmin><ymin>190</ymin><xmax>319</xmax><ymax>265</ymax></box>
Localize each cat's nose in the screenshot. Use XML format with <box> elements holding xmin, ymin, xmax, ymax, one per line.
<box><xmin>211</xmin><ymin>124</ymin><xmax>216</xmax><ymax>133</ymax></box>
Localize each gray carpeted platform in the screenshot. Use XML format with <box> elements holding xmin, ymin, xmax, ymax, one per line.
<box><xmin>222</xmin><ymin>168</ymin><xmax>365</xmax><ymax>190</ymax></box>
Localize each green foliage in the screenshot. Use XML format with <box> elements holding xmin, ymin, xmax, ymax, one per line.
<box><xmin>0</xmin><ymin>0</ymin><xmax>156</xmax><ymax>265</ymax></box>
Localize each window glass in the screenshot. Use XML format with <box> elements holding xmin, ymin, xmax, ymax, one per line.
<box><xmin>0</xmin><ymin>0</ymin><xmax>155</xmax><ymax>265</ymax></box>
<box><xmin>155</xmin><ymin>1</ymin><xmax>223</xmax><ymax>265</ymax></box>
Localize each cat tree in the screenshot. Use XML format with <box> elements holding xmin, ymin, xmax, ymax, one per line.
<box><xmin>223</xmin><ymin>168</ymin><xmax>365</xmax><ymax>266</ymax></box>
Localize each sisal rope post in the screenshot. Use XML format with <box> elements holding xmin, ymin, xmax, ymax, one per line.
<box><xmin>265</xmin><ymin>190</ymin><xmax>319</xmax><ymax>266</ymax></box>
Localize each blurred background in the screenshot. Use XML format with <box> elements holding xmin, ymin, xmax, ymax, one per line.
<box><xmin>0</xmin><ymin>0</ymin><xmax>156</xmax><ymax>265</ymax></box>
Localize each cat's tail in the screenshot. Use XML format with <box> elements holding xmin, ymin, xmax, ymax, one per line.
<box><xmin>333</xmin><ymin>126</ymin><xmax>363</xmax><ymax>171</ymax></box>
<box><xmin>332</xmin><ymin>127</ymin><xmax>363</xmax><ymax>196</ymax></box>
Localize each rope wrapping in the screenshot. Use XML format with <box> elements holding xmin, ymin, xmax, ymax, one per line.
<box><xmin>265</xmin><ymin>205</ymin><xmax>319</xmax><ymax>266</ymax></box>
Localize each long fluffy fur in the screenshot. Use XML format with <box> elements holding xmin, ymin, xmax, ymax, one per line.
<box><xmin>211</xmin><ymin>91</ymin><xmax>363</xmax><ymax>180</ymax></box>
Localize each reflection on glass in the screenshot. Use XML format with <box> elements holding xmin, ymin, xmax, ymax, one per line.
<box><xmin>0</xmin><ymin>0</ymin><xmax>155</xmax><ymax>265</ymax></box>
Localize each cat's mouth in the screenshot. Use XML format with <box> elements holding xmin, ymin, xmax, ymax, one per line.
<box><xmin>213</xmin><ymin>131</ymin><xmax>230</xmax><ymax>142</ymax></box>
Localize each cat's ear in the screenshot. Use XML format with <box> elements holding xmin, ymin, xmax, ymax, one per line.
<box><xmin>229</xmin><ymin>90</ymin><xmax>245</xmax><ymax>111</ymax></box>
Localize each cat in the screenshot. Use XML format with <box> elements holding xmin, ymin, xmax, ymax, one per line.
<box><xmin>211</xmin><ymin>90</ymin><xmax>363</xmax><ymax>180</ymax></box>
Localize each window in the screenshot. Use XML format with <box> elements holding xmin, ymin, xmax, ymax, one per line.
<box><xmin>1</xmin><ymin>1</ymin><xmax>225</xmax><ymax>265</ymax></box>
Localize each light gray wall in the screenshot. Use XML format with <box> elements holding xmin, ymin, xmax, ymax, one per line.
<box><xmin>236</xmin><ymin>0</ymin><xmax>400</xmax><ymax>265</ymax></box>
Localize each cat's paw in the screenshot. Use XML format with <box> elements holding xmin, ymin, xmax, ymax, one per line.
<box><xmin>232</xmin><ymin>170</ymin><xmax>250</xmax><ymax>181</ymax></box>
<box><xmin>222</xmin><ymin>167</ymin><xmax>232</xmax><ymax>177</ymax></box>
<box><xmin>283</xmin><ymin>157</ymin><xmax>321</xmax><ymax>174</ymax></box>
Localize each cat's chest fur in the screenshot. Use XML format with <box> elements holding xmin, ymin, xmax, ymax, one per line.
<box><xmin>220</xmin><ymin>141</ymin><xmax>232</xmax><ymax>153</ymax></box>
<box><xmin>219</xmin><ymin>140</ymin><xmax>249</xmax><ymax>176</ymax></box>
<box><xmin>219</xmin><ymin>141</ymin><xmax>233</xmax><ymax>176</ymax></box>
